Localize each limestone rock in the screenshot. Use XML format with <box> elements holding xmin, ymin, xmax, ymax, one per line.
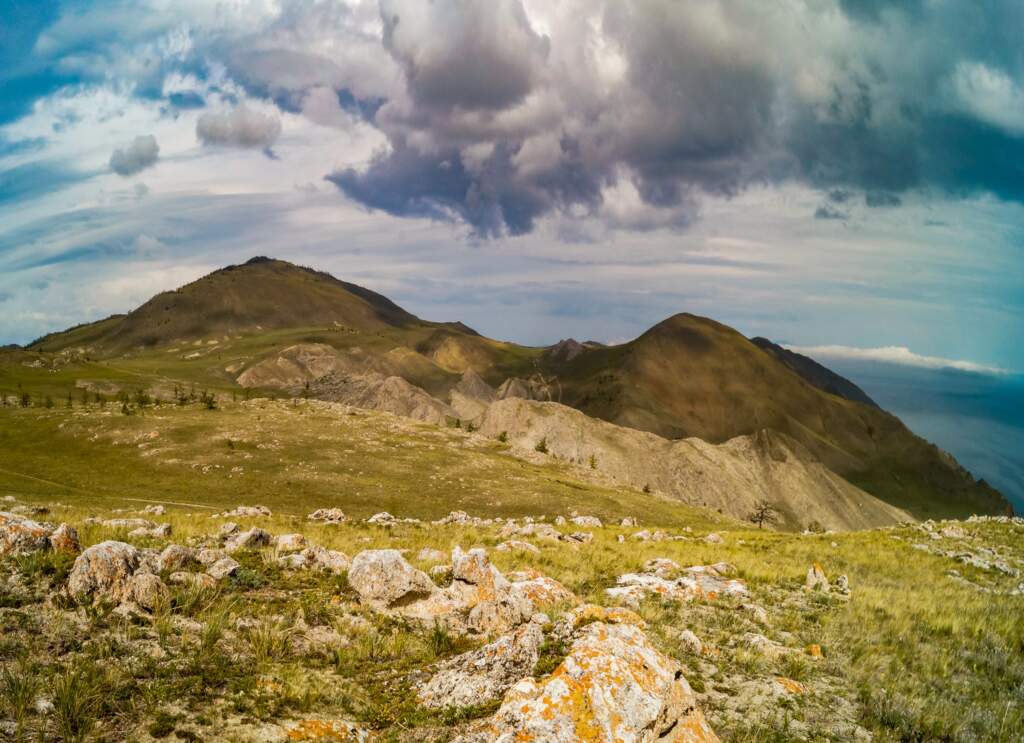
<box><xmin>570</xmin><ymin>515</ymin><xmax>602</xmax><ymax>528</ymax></box>
<box><xmin>348</xmin><ymin>549</ymin><xmax>437</xmax><ymax>607</ymax></box>
<box><xmin>157</xmin><ymin>544</ymin><xmax>198</xmax><ymax>573</ymax></box>
<box><xmin>607</xmin><ymin>563</ymin><xmax>747</xmax><ymax>608</ymax></box>
<box><xmin>418</xmin><ymin>618</ymin><xmax>545</xmax><ymax>709</ymax></box>
<box><xmin>457</xmin><ymin>616</ymin><xmax>719</xmax><ymax>742</ymax></box>
<box><xmin>366</xmin><ymin>511</ymin><xmax>398</xmax><ymax>526</ymax></box>
<box><xmin>276</xmin><ymin>533</ymin><xmax>308</xmax><ymax>554</ymax></box>
<box><xmin>620</xmin><ymin>517</ymin><xmax>638</xmax><ymax>527</ymax></box>
<box><xmin>168</xmin><ymin>572</ymin><xmax>217</xmax><ymax>589</ymax></box>
<box><xmin>103</xmin><ymin>518</ymin><xmax>156</xmax><ymax>531</ymax></box>
<box><xmin>128</xmin><ymin>572</ymin><xmax>170</xmax><ymax>611</ymax></box>
<box><xmin>224</xmin><ymin>527</ymin><xmax>272</xmax><ymax>553</ymax></box>
<box><xmin>68</xmin><ymin>541</ymin><xmax>141</xmax><ymax>604</ymax></box>
<box><xmin>0</xmin><ymin>511</ymin><xmax>56</xmax><ymax>555</ymax></box>
<box><xmin>218</xmin><ymin>505</ymin><xmax>271</xmax><ymax>518</ymax></box>
<box><xmin>679</xmin><ymin>629</ymin><xmax>704</xmax><ymax>655</ymax></box>
<box><xmin>304</xmin><ymin>545</ymin><xmax>351</xmax><ymax>574</ymax></box>
<box><xmin>805</xmin><ymin>563</ymin><xmax>830</xmax><ymax>592</ymax></box>
<box><xmin>207</xmin><ymin>556</ymin><xmax>241</xmax><ymax>580</ymax></box>
<box><xmin>307</xmin><ymin>508</ymin><xmax>348</xmax><ymax>523</ymax></box>
<box><xmin>50</xmin><ymin>523</ymin><xmax>81</xmax><ymax>554</ymax></box>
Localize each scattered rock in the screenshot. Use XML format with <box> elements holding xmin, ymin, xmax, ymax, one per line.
<box><xmin>418</xmin><ymin>617</ymin><xmax>546</xmax><ymax>709</ymax></box>
<box><xmin>68</xmin><ymin>541</ymin><xmax>141</xmax><ymax>604</ymax></box>
<box><xmin>207</xmin><ymin>557</ymin><xmax>241</xmax><ymax>580</ymax></box>
<box><xmin>456</xmin><ymin>608</ymin><xmax>719</xmax><ymax>742</ymax></box>
<box><xmin>276</xmin><ymin>533</ymin><xmax>308</xmax><ymax>554</ymax></box>
<box><xmin>500</xmin><ymin>521</ymin><xmax>562</xmax><ymax>542</ymax></box>
<box><xmin>607</xmin><ymin>563</ymin><xmax>747</xmax><ymax>608</ymax></box>
<box><xmin>224</xmin><ymin>527</ymin><xmax>272</xmax><ymax>553</ymax></box>
<box><xmin>366</xmin><ymin>512</ymin><xmax>398</xmax><ymax>526</ymax></box>
<box><xmin>140</xmin><ymin>505</ymin><xmax>165</xmax><ymax>515</ymax></box>
<box><xmin>157</xmin><ymin>544</ymin><xmax>198</xmax><ymax>573</ymax></box>
<box><xmin>49</xmin><ymin>523</ymin><xmax>80</xmax><ymax>554</ymax></box>
<box><xmin>307</xmin><ymin>508</ymin><xmax>348</xmax><ymax>523</ymax></box>
<box><xmin>102</xmin><ymin>518</ymin><xmax>156</xmax><ymax>531</ymax></box>
<box><xmin>570</xmin><ymin>515</ymin><xmax>602</xmax><ymax>528</ymax></box>
<box><xmin>218</xmin><ymin>522</ymin><xmax>240</xmax><ymax>538</ymax></box>
<box><xmin>704</xmin><ymin>532</ymin><xmax>723</xmax><ymax>544</ymax></box>
<box><xmin>679</xmin><ymin>629</ymin><xmax>704</xmax><ymax>655</ymax></box>
<box><xmin>620</xmin><ymin>517</ymin><xmax>638</xmax><ymax>527</ymax></box>
<box><xmin>127</xmin><ymin>523</ymin><xmax>172</xmax><ymax>539</ymax></box>
<box><xmin>740</xmin><ymin>603</ymin><xmax>769</xmax><ymax>625</ymax></box>
<box><xmin>218</xmin><ymin>505</ymin><xmax>272</xmax><ymax>518</ymax></box>
<box><xmin>128</xmin><ymin>572</ymin><xmax>170</xmax><ymax>611</ymax></box>
<box><xmin>168</xmin><ymin>572</ymin><xmax>217</xmax><ymax>589</ymax></box>
<box><xmin>563</xmin><ymin>531</ymin><xmax>593</xmax><ymax>544</ymax></box>
<box><xmin>805</xmin><ymin>563</ymin><xmax>830</xmax><ymax>592</ymax></box>
<box><xmin>348</xmin><ymin>549</ymin><xmax>436</xmax><ymax>607</ymax></box>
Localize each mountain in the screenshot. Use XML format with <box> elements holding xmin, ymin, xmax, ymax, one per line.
<box><xmin>11</xmin><ymin>257</ymin><xmax>1012</xmax><ymax>523</ymax></box>
<box><xmin>750</xmin><ymin>337</ymin><xmax>878</xmax><ymax>407</ymax></box>
<box><xmin>28</xmin><ymin>257</ymin><xmax>423</xmax><ymax>353</ymax></box>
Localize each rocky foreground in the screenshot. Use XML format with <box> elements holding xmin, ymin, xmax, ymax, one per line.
<box><xmin>1</xmin><ymin>501</ymin><xmax>1022</xmax><ymax>742</ymax></box>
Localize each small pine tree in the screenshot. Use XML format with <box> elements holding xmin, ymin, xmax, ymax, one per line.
<box><xmin>19</xmin><ymin>392</ymin><xmax>30</xmax><ymax>408</ymax></box>
<box><xmin>642</xmin><ymin>483</ymin><xmax>651</xmax><ymax>494</ymax></box>
<box><xmin>748</xmin><ymin>500</ymin><xmax>779</xmax><ymax>529</ymax></box>
<box><xmin>534</xmin><ymin>437</ymin><xmax>548</xmax><ymax>454</ymax></box>
<box><xmin>589</xmin><ymin>454</ymin><xmax>597</xmax><ymax>469</ymax></box>
<box><xmin>44</xmin><ymin>395</ymin><xmax>54</xmax><ymax>409</ymax></box>
<box><xmin>497</xmin><ymin>431</ymin><xmax>508</xmax><ymax>443</ymax></box>
<box><xmin>66</xmin><ymin>391</ymin><xmax>73</xmax><ymax>408</ymax></box>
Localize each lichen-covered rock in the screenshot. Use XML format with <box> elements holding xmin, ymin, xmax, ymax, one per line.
<box><xmin>606</xmin><ymin>564</ymin><xmax>747</xmax><ymax>608</ymax></box>
<box><xmin>207</xmin><ymin>556</ymin><xmax>241</xmax><ymax>580</ymax></box>
<box><xmin>563</xmin><ymin>531</ymin><xmax>593</xmax><ymax>544</ymax></box>
<box><xmin>500</xmin><ymin>521</ymin><xmax>562</xmax><ymax>542</ymax></box>
<box><xmin>157</xmin><ymin>544</ymin><xmax>198</xmax><ymax>573</ymax></box>
<box><xmin>127</xmin><ymin>523</ymin><xmax>172</xmax><ymax>539</ymax></box>
<box><xmin>452</xmin><ymin>546</ymin><xmax>510</xmax><ymax>597</ymax></box>
<box><xmin>276</xmin><ymin>533</ymin><xmax>308</xmax><ymax>554</ymax></box>
<box><xmin>348</xmin><ymin>549</ymin><xmax>437</xmax><ymax>607</ymax></box>
<box><xmin>224</xmin><ymin>527</ymin><xmax>272</xmax><ymax>553</ymax></box>
<box><xmin>49</xmin><ymin>523</ymin><xmax>80</xmax><ymax>554</ymax></box>
<box><xmin>456</xmin><ymin>616</ymin><xmax>719</xmax><ymax>742</ymax></box>
<box><xmin>307</xmin><ymin>508</ymin><xmax>348</xmax><ymax>523</ymax></box>
<box><xmin>196</xmin><ymin>548</ymin><xmax>227</xmax><ymax>566</ymax></box>
<box><xmin>620</xmin><ymin>517</ymin><xmax>638</xmax><ymax>527</ymax></box>
<box><xmin>418</xmin><ymin>617</ymin><xmax>545</xmax><ymax>708</ymax></box>
<box><xmin>805</xmin><ymin>563</ymin><xmax>830</xmax><ymax>592</ymax></box>
<box><xmin>128</xmin><ymin>572</ymin><xmax>170</xmax><ymax>611</ymax></box>
<box><xmin>366</xmin><ymin>511</ymin><xmax>397</xmax><ymax>526</ymax></box>
<box><xmin>0</xmin><ymin>511</ymin><xmax>55</xmax><ymax>555</ymax></box>
<box><xmin>218</xmin><ymin>505</ymin><xmax>271</xmax><ymax>518</ymax></box>
<box><xmin>570</xmin><ymin>515</ymin><xmax>603</xmax><ymax>528</ymax></box>
<box><xmin>218</xmin><ymin>522</ymin><xmax>240</xmax><ymax>538</ymax></box>
<box><xmin>68</xmin><ymin>541</ymin><xmax>141</xmax><ymax>604</ymax></box>
<box><xmin>509</xmin><ymin>575</ymin><xmax>577</xmax><ymax>608</ymax></box>
<box><xmin>704</xmin><ymin>532</ymin><xmax>723</xmax><ymax>544</ymax></box>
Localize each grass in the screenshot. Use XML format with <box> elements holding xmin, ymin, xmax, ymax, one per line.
<box><xmin>0</xmin><ymin>399</ymin><xmax>1021</xmax><ymax>741</ymax></box>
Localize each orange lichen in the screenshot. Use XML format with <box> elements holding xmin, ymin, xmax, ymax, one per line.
<box><xmin>775</xmin><ymin>676</ymin><xmax>806</xmax><ymax>694</ymax></box>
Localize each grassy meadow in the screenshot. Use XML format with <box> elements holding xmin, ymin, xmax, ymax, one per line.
<box><xmin>0</xmin><ymin>397</ymin><xmax>1022</xmax><ymax>741</ymax></box>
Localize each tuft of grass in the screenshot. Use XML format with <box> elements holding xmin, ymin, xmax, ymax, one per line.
<box><xmin>51</xmin><ymin>662</ymin><xmax>104</xmax><ymax>743</ymax></box>
<box><xmin>1</xmin><ymin>657</ymin><xmax>39</xmax><ymax>735</ymax></box>
<box><xmin>246</xmin><ymin>616</ymin><xmax>294</xmax><ymax>663</ymax></box>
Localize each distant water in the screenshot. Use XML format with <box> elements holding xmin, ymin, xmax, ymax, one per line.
<box><xmin>823</xmin><ymin>360</ymin><xmax>1024</xmax><ymax>514</ymax></box>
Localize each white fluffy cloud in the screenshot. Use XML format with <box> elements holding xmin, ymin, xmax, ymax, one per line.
<box><xmin>109</xmin><ymin>134</ymin><xmax>160</xmax><ymax>176</ymax></box>
<box><xmin>196</xmin><ymin>105</ymin><xmax>282</xmax><ymax>149</ymax></box>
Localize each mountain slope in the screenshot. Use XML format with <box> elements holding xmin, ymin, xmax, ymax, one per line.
<box><xmin>478</xmin><ymin>398</ymin><xmax>911</xmax><ymax>530</ymax></box>
<box><xmin>29</xmin><ymin>257</ymin><xmax>422</xmax><ymax>353</ymax></box>
<box><xmin>554</xmin><ymin>314</ymin><xmax>1009</xmax><ymax>518</ymax></box>
<box><xmin>750</xmin><ymin>337</ymin><xmax>878</xmax><ymax>407</ymax></box>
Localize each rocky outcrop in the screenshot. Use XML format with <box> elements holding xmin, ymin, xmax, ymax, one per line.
<box><xmin>348</xmin><ymin>549</ymin><xmax>437</xmax><ymax>608</ymax></box>
<box><xmin>455</xmin><ymin>606</ymin><xmax>719</xmax><ymax>742</ymax></box>
<box><xmin>449</xmin><ymin>369</ymin><xmax>497</xmax><ymax>422</ymax></box>
<box><xmin>418</xmin><ymin>616</ymin><xmax>546</xmax><ymax>709</ymax></box>
<box><xmin>478</xmin><ymin>398</ymin><xmax>912</xmax><ymax>531</ymax></box>
<box><xmin>349</xmin><ymin>547</ymin><xmax>576</xmax><ymax>636</ymax></box>
<box><xmin>0</xmin><ymin>512</ymin><xmax>78</xmax><ymax>555</ymax></box>
<box><xmin>607</xmin><ymin>562</ymin><xmax>747</xmax><ymax>608</ymax></box>
<box><xmin>68</xmin><ymin>541</ymin><xmax>142</xmax><ymax>604</ymax></box>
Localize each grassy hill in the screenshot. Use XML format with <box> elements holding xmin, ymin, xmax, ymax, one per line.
<box><xmin>1</xmin><ymin>258</ymin><xmax>1011</xmax><ymax>521</ymax></box>
<box><xmin>0</xmin><ymin>399</ymin><xmax>1021</xmax><ymax>742</ymax></box>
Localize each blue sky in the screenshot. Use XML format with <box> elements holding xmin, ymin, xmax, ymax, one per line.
<box><xmin>1</xmin><ymin>0</ymin><xmax>1023</xmax><ymax>378</ymax></box>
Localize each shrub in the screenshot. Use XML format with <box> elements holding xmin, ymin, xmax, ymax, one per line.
<box><xmin>534</xmin><ymin>437</ymin><xmax>548</xmax><ymax>454</ymax></box>
<box><xmin>497</xmin><ymin>430</ymin><xmax>508</xmax><ymax>443</ymax></box>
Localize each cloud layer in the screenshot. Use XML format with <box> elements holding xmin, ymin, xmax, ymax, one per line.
<box><xmin>197</xmin><ymin>106</ymin><xmax>282</xmax><ymax>149</ymax></box>
<box><xmin>785</xmin><ymin>345</ymin><xmax>1010</xmax><ymax>376</ymax></box>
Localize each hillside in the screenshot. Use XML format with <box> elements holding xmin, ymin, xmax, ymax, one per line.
<box><xmin>0</xmin><ymin>399</ymin><xmax>1022</xmax><ymax>742</ymax></box>
<box><xmin>28</xmin><ymin>257</ymin><xmax>423</xmax><ymax>353</ymax></box>
<box><xmin>553</xmin><ymin>314</ymin><xmax>1009</xmax><ymax>518</ymax></box>
<box><xmin>750</xmin><ymin>337</ymin><xmax>878</xmax><ymax>407</ymax></box>
<box><xmin>3</xmin><ymin>258</ymin><xmax>1012</xmax><ymax>522</ymax></box>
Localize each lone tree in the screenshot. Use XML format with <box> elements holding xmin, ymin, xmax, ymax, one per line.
<box><xmin>748</xmin><ymin>500</ymin><xmax>779</xmax><ymax>529</ymax></box>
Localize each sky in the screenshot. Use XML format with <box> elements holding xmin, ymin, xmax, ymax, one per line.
<box><xmin>1</xmin><ymin>0</ymin><xmax>1023</xmax><ymax>381</ymax></box>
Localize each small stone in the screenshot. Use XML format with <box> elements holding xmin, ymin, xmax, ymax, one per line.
<box><xmin>679</xmin><ymin>629</ymin><xmax>703</xmax><ymax>655</ymax></box>
<box><xmin>157</xmin><ymin>544</ymin><xmax>198</xmax><ymax>573</ymax></box>
<box><xmin>49</xmin><ymin>523</ymin><xmax>81</xmax><ymax>554</ymax></box>
<box><xmin>704</xmin><ymin>532</ymin><xmax>723</xmax><ymax>544</ymax></box>
<box><xmin>224</xmin><ymin>527</ymin><xmax>271</xmax><ymax>553</ymax></box>
<box><xmin>207</xmin><ymin>557</ymin><xmax>241</xmax><ymax>580</ymax></box>
<box><xmin>805</xmin><ymin>563</ymin><xmax>830</xmax><ymax>592</ymax></box>
<box><xmin>307</xmin><ymin>508</ymin><xmax>347</xmax><ymax>523</ymax></box>
<box><xmin>128</xmin><ymin>572</ymin><xmax>170</xmax><ymax>612</ymax></box>
<box><xmin>275</xmin><ymin>533</ymin><xmax>308</xmax><ymax>554</ymax></box>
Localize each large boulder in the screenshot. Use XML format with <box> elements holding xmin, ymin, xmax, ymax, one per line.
<box><xmin>418</xmin><ymin>617</ymin><xmax>546</xmax><ymax>709</ymax></box>
<box><xmin>455</xmin><ymin>606</ymin><xmax>719</xmax><ymax>742</ymax></box>
<box><xmin>348</xmin><ymin>549</ymin><xmax>437</xmax><ymax>607</ymax></box>
<box><xmin>68</xmin><ymin>541</ymin><xmax>141</xmax><ymax>604</ymax></box>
